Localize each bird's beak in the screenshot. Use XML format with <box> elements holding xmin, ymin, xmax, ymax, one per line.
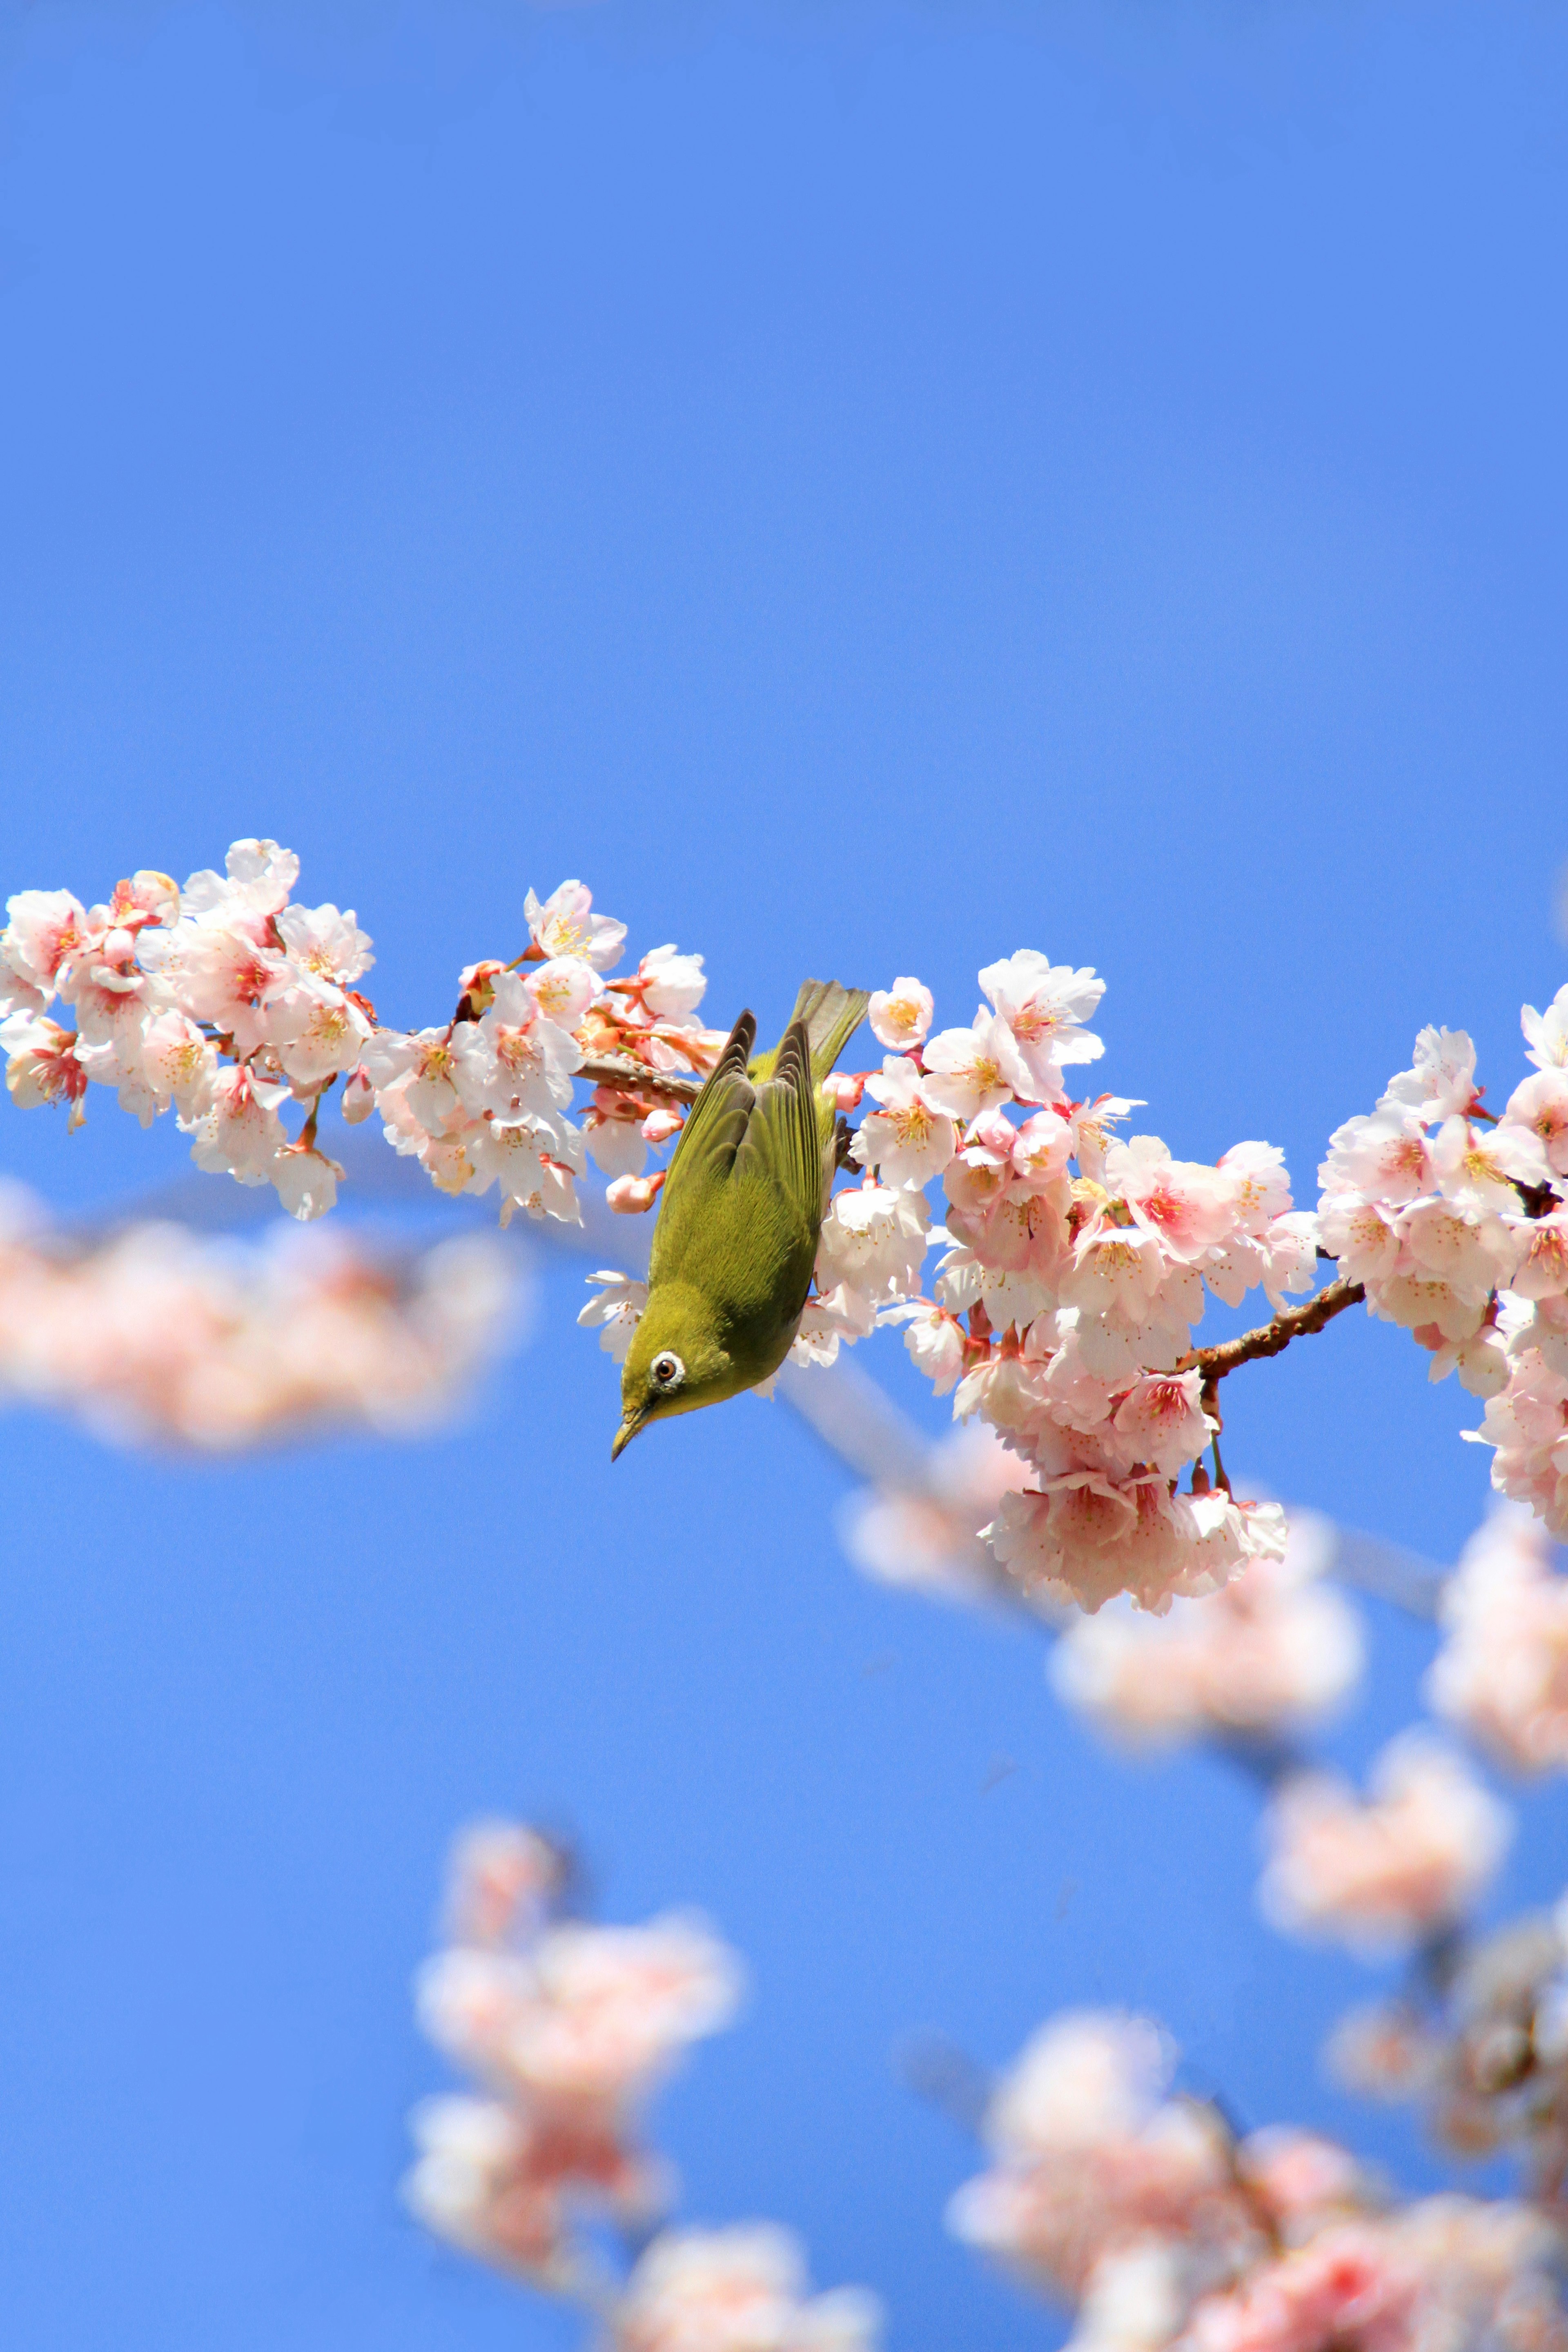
<box><xmin>610</xmin><ymin>1411</ymin><xmax>645</xmax><ymax>1462</ymax></box>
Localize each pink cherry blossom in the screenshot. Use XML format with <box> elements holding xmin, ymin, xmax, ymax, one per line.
<box><xmin>922</xmin><ymin>1008</ymin><xmax>1035</xmax><ymax>1118</ymax></box>
<box><xmin>1259</xmin><ymin>1733</ymin><xmax>1512</xmax><ymax>1956</ymax></box>
<box><xmin>579</xmin><ymin>1271</ymin><xmax>649</xmax><ymax>1363</ymax></box>
<box><xmin>631</xmin><ymin>944</ymin><xmax>707</xmax><ymax>1019</ymax></box>
<box><xmin>526</xmin><ymin>956</ymin><xmax>604</xmax><ymax>1029</ymax></box>
<box><xmin>978</xmin><ymin>950</ymin><xmax>1105</xmax><ymax>1097</ymax></box>
<box><xmin>2</xmin><ymin>1013</ymin><xmax>89</xmax><ymax>1128</ymax></box>
<box><xmin>445</xmin><ymin>1822</ymin><xmax>569</xmax><ymax>1949</ymax></box>
<box><xmin>1181</xmin><ymin>2226</ymin><xmax>1421</xmax><ymax>2352</ymax></box>
<box><xmin>867</xmin><ymin>976</ymin><xmax>933</xmax><ymax>1051</ymax></box>
<box><xmin>274</xmin><ymin>901</ymin><xmax>374</xmax><ymax>984</ymax></box>
<box><xmin>0</xmin><ymin>888</ymin><xmax>95</xmax><ymax>999</ymax></box>
<box><xmin>1049</xmin><ymin>1510</ymin><xmax>1364</xmax><ymax>1747</ymax></box>
<box><xmin>1106</xmin><ymin>1138</ymin><xmax>1238</xmax><ymax>1267</ymax></box>
<box><xmin>1506</xmin><ymin>1071</ymin><xmax>1568</xmax><ymax>1179</ymax></box>
<box><xmin>524</xmin><ymin>879</ymin><xmax>627</xmax><ymax>971</ymax></box>
<box><xmin>1383</xmin><ymin>1026</ymin><xmax>1481</xmax><ymax>1123</ymax></box>
<box><xmin>1523</xmin><ymin>985</ymin><xmax>1568</xmax><ymax>1074</ymax></box>
<box><xmin>1426</xmin><ymin>1508</ymin><xmax>1568</xmax><ymax>1774</ymax></box>
<box><xmin>186</xmin><ymin>1063</ymin><xmax>288</xmax><ymax>1185</ymax></box>
<box><xmin>851</xmin><ymin>1056</ymin><xmax>956</xmax><ymax>1189</ymax></box>
<box><xmin>613</xmin><ymin>2226</ymin><xmax>882</xmax><ymax>2352</ymax></box>
<box><xmin>947</xmin><ymin>2011</ymin><xmax>1243</xmax><ymax>2298</ymax></box>
<box><xmin>608</xmin><ymin>1172</ymin><xmax>664</xmax><ymax>1214</ymax></box>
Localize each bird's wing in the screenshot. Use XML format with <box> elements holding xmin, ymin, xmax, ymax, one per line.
<box><xmin>731</xmin><ymin>1015</ymin><xmax>821</xmax><ymax>1227</ymax></box>
<box><xmin>649</xmin><ymin>1009</ymin><xmax>758</xmax><ymax>1286</ymax></box>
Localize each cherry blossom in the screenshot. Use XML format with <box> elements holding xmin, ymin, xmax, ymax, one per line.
<box><xmin>405</xmin><ymin>1819</ymin><xmax>872</xmax><ymax>2332</ymax></box>
<box><xmin>947</xmin><ymin>2010</ymin><xmax>1248</xmax><ymax>2299</ymax></box>
<box><xmin>1258</xmin><ymin>1734</ymin><xmax>1512</xmax><ymax>1957</ymax></box>
<box><xmin>867</xmin><ymin>976</ymin><xmax>934</xmax><ymax>1052</ymax></box>
<box><xmin>525</xmin><ymin>879</ymin><xmax>628</xmax><ymax>971</ymax></box>
<box><xmin>0</xmin><ymin>1194</ymin><xmax>519</xmax><ymax>1448</ymax></box>
<box><xmin>978</xmin><ymin>951</ymin><xmax>1107</xmax><ymax>1099</ymax></box>
<box><xmin>612</xmin><ymin>2227</ymin><xmax>882</xmax><ymax>2352</ymax></box>
<box><xmin>922</xmin><ymin>1008</ymin><xmax>1034</xmax><ymax>1119</ymax></box>
<box><xmin>1522</xmin><ymin>986</ymin><xmax>1568</xmax><ymax>1074</ymax></box>
<box><xmin>1426</xmin><ymin>1508</ymin><xmax>1568</xmax><ymax>1774</ymax></box>
<box><xmin>1049</xmin><ymin>1509</ymin><xmax>1364</xmax><ymax>1747</ymax></box>
<box><xmin>851</xmin><ymin>1056</ymin><xmax>956</xmax><ymax>1189</ymax></box>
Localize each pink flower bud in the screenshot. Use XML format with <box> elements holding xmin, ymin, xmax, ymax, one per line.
<box><xmin>821</xmin><ymin>1071</ymin><xmax>866</xmax><ymax>1112</ymax></box>
<box><xmin>341</xmin><ymin>1066</ymin><xmax>376</xmax><ymax>1124</ymax></box>
<box><xmin>641</xmin><ymin>1106</ymin><xmax>684</xmax><ymax>1145</ymax></box>
<box><xmin>607</xmin><ymin>1171</ymin><xmax>666</xmax><ymax>1214</ymax></box>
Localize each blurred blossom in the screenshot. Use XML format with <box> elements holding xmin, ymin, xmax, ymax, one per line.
<box><xmin>1327</xmin><ymin>1906</ymin><xmax>1568</xmax><ymax>2200</ymax></box>
<box><xmin>0</xmin><ymin>1181</ymin><xmax>520</xmax><ymax>1448</ymax></box>
<box><xmin>837</xmin><ymin>1423</ymin><xmax>1035</xmax><ymax>1604</ymax></box>
<box><xmin>406</xmin><ymin>1822</ymin><xmax>874</xmax><ymax>2325</ymax></box>
<box><xmin>1426</xmin><ymin>1508</ymin><xmax>1568</xmax><ymax>1774</ymax></box>
<box><xmin>954</xmin><ymin>2009</ymin><xmax>1568</xmax><ymax>2352</ymax></box>
<box><xmin>1259</xmin><ymin>1735</ymin><xmax>1512</xmax><ymax>1958</ymax></box>
<box><xmin>406</xmin><ymin>1819</ymin><xmax>743</xmax><ymax>2284</ymax></box>
<box><xmin>444</xmin><ymin>1822</ymin><xmax>571</xmax><ymax>1949</ymax></box>
<box><xmin>1049</xmin><ymin>1508</ymin><xmax>1363</xmax><ymax>1748</ymax></box>
<box><xmin>610</xmin><ymin>2226</ymin><xmax>882</xmax><ymax>2352</ymax></box>
<box><xmin>947</xmin><ymin>2011</ymin><xmax>1248</xmax><ymax>2299</ymax></box>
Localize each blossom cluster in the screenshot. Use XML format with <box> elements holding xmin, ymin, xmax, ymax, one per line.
<box><xmin>1316</xmin><ymin>1000</ymin><xmax>1568</xmax><ymax>1532</ymax></box>
<box><xmin>0</xmin><ymin>845</ymin><xmax>722</xmax><ymax>1231</ymax></box>
<box><xmin>406</xmin><ymin>1819</ymin><xmax>880</xmax><ymax>2346</ymax></box>
<box><xmin>1425</xmin><ymin>1506</ymin><xmax>1568</xmax><ymax>1774</ymax></box>
<box><xmin>949</xmin><ymin>2007</ymin><xmax>1568</xmax><ymax>2352</ymax></box>
<box><xmin>592</xmin><ymin>958</ymin><xmax>1312</xmax><ymax>1615</ymax></box>
<box><xmin>0</xmin><ymin>1179</ymin><xmax>516</xmax><ymax>1448</ymax></box>
<box><xmin>1257</xmin><ymin>1732</ymin><xmax>1513</xmax><ymax>1960</ymax></box>
<box><xmin>1329</xmin><ymin>1898</ymin><xmax>1568</xmax><ymax>2210</ymax></box>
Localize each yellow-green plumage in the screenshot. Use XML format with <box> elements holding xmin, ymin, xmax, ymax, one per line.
<box><xmin>612</xmin><ymin>979</ymin><xmax>870</xmax><ymax>1457</ymax></box>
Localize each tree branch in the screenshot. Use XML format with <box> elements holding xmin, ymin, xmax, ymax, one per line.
<box><xmin>1179</xmin><ymin>1275</ymin><xmax>1366</xmax><ymax>1388</ymax></box>
<box><xmin>576</xmin><ymin>1056</ymin><xmax>703</xmax><ymax>1105</ymax></box>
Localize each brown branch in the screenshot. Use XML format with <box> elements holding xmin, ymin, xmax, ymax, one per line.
<box><xmin>575</xmin><ymin>1054</ymin><xmax>703</xmax><ymax>1106</ymax></box>
<box><xmin>1179</xmin><ymin>1274</ymin><xmax>1366</xmax><ymax>1388</ymax></box>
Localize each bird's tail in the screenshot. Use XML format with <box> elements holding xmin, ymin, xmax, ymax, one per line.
<box><xmin>788</xmin><ymin>978</ymin><xmax>872</xmax><ymax>1082</ymax></box>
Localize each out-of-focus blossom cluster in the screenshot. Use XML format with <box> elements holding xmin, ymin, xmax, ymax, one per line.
<box><xmin>611</xmin><ymin>2228</ymin><xmax>882</xmax><ymax>2352</ymax></box>
<box><xmin>1258</xmin><ymin>1733</ymin><xmax>1513</xmax><ymax>1960</ymax></box>
<box><xmin>0</xmin><ymin>1179</ymin><xmax>516</xmax><ymax>1447</ymax></box>
<box><xmin>1426</xmin><ymin>1507</ymin><xmax>1568</xmax><ymax>1775</ymax></box>
<box><xmin>405</xmin><ymin>1820</ymin><xmax>879</xmax><ymax>2344</ymax></box>
<box><xmin>1315</xmin><ymin>1002</ymin><xmax>1568</xmax><ymax>1533</ymax></box>
<box><xmin>837</xmin><ymin>1422</ymin><xmax>1037</xmax><ymax>1606</ymax></box>
<box><xmin>1</xmin><ymin>847</ymin><xmax>724</xmax><ymax>1232</ymax></box>
<box><xmin>950</xmin><ymin>2007</ymin><xmax>1568</xmax><ymax>2352</ymax></box>
<box><xmin>1329</xmin><ymin>1901</ymin><xmax>1568</xmax><ymax>2213</ymax></box>
<box><xmin>1048</xmin><ymin>1509</ymin><xmax>1364</xmax><ymax>1750</ymax></box>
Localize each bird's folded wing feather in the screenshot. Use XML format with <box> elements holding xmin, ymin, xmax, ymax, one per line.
<box><xmin>649</xmin><ymin>1010</ymin><xmax>757</xmax><ymax>1285</ymax></box>
<box><xmin>731</xmin><ymin>1017</ymin><xmax>822</xmax><ymax>1229</ymax></box>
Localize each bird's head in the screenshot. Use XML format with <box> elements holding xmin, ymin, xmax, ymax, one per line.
<box><xmin>612</xmin><ymin>1283</ymin><xmax>736</xmax><ymax>1459</ymax></box>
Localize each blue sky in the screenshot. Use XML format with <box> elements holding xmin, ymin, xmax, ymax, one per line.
<box><xmin>1</xmin><ymin>4</ymin><xmax>1566</xmax><ymax>2347</ymax></box>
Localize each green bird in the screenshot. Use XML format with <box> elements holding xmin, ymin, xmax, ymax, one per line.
<box><xmin>612</xmin><ymin>978</ymin><xmax>871</xmax><ymax>1459</ymax></box>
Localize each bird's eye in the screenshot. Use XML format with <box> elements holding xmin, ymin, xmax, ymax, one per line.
<box><xmin>650</xmin><ymin>1350</ymin><xmax>685</xmax><ymax>1390</ymax></box>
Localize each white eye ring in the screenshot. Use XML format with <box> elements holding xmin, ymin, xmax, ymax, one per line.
<box><xmin>650</xmin><ymin>1350</ymin><xmax>686</xmax><ymax>1390</ymax></box>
